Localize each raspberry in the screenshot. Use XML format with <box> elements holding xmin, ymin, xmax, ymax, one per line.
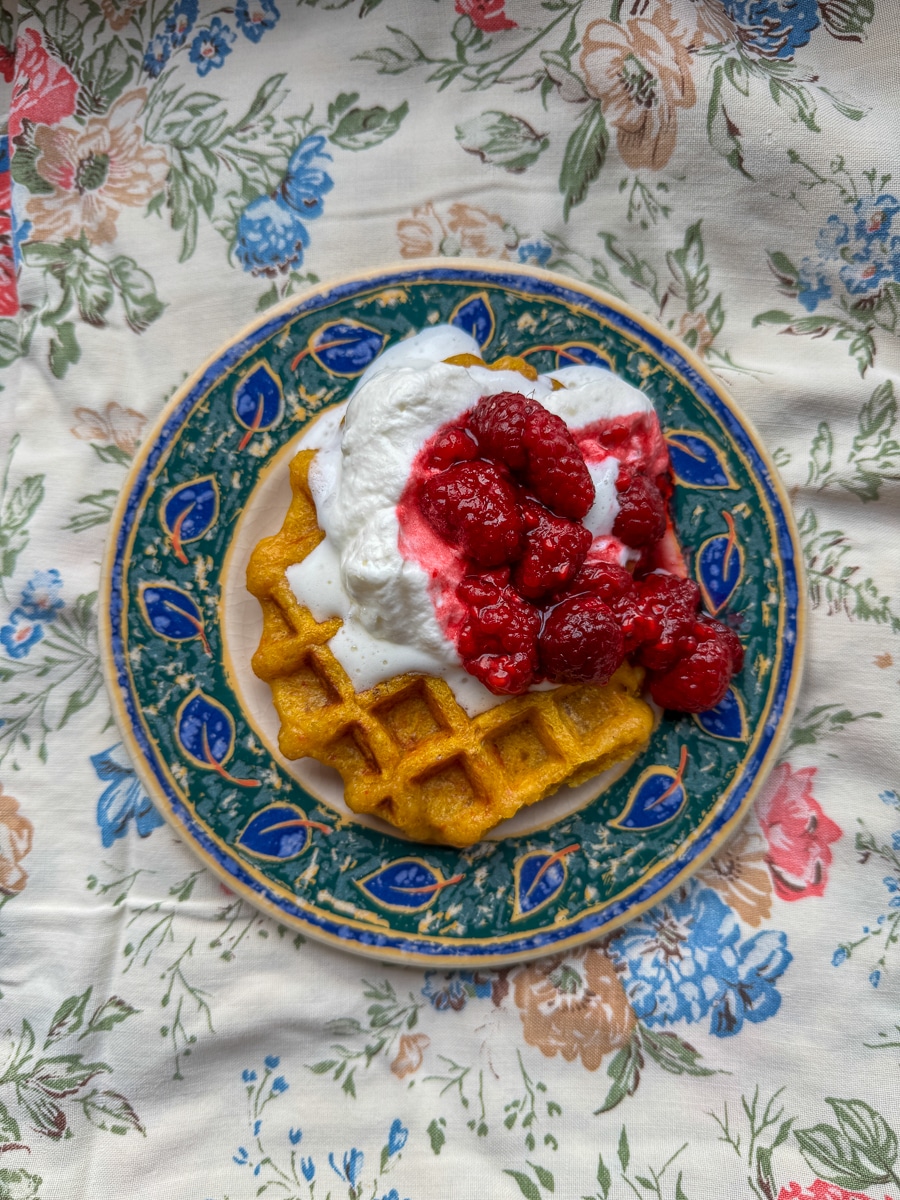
<box><xmin>455</xmin><ymin>577</ymin><xmax>540</xmax><ymax>694</ymax></box>
<box><xmin>538</xmin><ymin>595</ymin><xmax>625</xmax><ymax>685</ymax></box>
<box><xmin>648</xmin><ymin>635</ymin><xmax>734</xmax><ymax>712</ymax></box>
<box><xmin>612</xmin><ymin>470</ymin><xmax>667</xmax><ymax>547</ymax></box>
<box><xmin>469</xmin><ymin>392</ymin><xmax>595</xmax><ymax>520</ymax></box>
<box><xmin>632</xmin><ymin>574</ymin><xmax>701</xmax><ymax>671</ymax></box>
<box><xmin>426</xmin><ymin>424</ymin><xmax>479</xmax><ymax>470</ymax></box>
<box><xmin>469</xmin><ymin>392</ymin><xmax>530</xmax><ymax>471</ymax></box>
<box><xmin>419</xmin><ymin>461</ymin><xmax>523</xmax><ymax>567</ymax></box>
<box><xmin>695</xmin><ymin>616</ymin><xmax>745</xmax><ymax>674</ymax></box>
<box><xmin>569</xmin><ymin>560</ymin><xmax>635</xmax><ymax>606</ymax></box>
<box><xmin>523</xmin><ymin>406</ymin><xmax>595</xmax><ymax>520</ymax></box>
<box><xmin>512</xmin><ymin>500</ymin><xmax>591</xmax><ymax>600</ymax></box>
<box><xmin>467</xmin><ymin>651</ymin><xmax>536</xmax><ymax>695</ymax></box>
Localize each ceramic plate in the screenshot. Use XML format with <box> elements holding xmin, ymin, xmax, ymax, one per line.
<box><xmin>101</xmin><ymin>260</ymin><xmax>804</xmax><ymax>967</ymax></box>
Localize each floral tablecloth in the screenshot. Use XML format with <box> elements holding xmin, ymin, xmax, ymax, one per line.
<box><xmin>1</xmin><ymin>2</ymin><xmax>899</xmax><ymax>1198</ymax></box>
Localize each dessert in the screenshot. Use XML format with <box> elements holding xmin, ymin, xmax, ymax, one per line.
<box><xmin>247</xmin><ymin>327</ymin><xmax>742</xmax><ymax>846</ymax></box>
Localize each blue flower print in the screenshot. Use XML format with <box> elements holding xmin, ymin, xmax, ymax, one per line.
<box><xmin>609</xmin><ymin>887</ymin><xmax>741</xmax><ymax>1028</ymax></box>
<box><xmin>233</xmin><ymin>1146</ymin><xmax>249</xmax><ymax>1166</ymax></box>
<box><xmin>242</xmin><ymin>1069</ymin><xmax>257</xmax><ymax>1082</ymax></box>
<box><xmin>422</xmin><ymin>972</ymin><xmax>467</xmax><ymax>1011</ymax></box>
<box><xmin>19</xmin><ymin>569</ymin><xmax>63</xmax><ymax>621</ymax></box>
<box><xmin>329</xmin><ymin>1148</ymin><xmax>363</xmax><ymax>1187</ymax></box>
<box><xmin>300</xmin><ymin>1157</ymin><xmax>315</xmax><ymax>1182</ymax></box>
<box><xmin>723</xmin><ymin>0</ymin><xmax>820</xmax><ymax>59</ymax></box>
<box><xmin>235</xmin><ymin>195</ymin><xmax>310</xmax><ymax>276</ymax></box>
<box><xmin>11</xmin><ymin>182</ymin><xmax>32</xmax><ymax>268</ymax></box>
<box><xmin>235</xmin><ymin>0</ymin><xmax>281</xmax><ymax>43</ymax></box>
<box><xmin>881</xmin><ymin>789</ymin><xmax>900</xmax><ymax>808</ymax></box>
<box><xmin>189</xmin><ymin>17</ymin><xmax>236</xmax><ymax>76</ymax></box>
<box><xmin>708</xmin><ymin>928</ymin><xmax>792</xmax><ymax>1036</ymax></box>
<box><xmin>815</xmin><ymin>214</ymin><xmax>850</xmax><ymax>260</ymax></box>
<box><xmin>380</xmin><ymin>1192</ymin><xmax>410</xmax><ymax>1200</ymax></box>
<box><xmin>517</xmin><ymin>239</ymin><xmax>553</xmax><ymax>267</ymax></box>
<box><xmin>264</xmin><ymin>1055</ymin><xmax>280</xmax><ymax>1069</ymax></box>
<box><xmin>387</xmin><ymin>1119</ymin><xmax>408</xmax><ymax>1157</ymax></box>
<box><xmin>610</xmin><ymin>885</ymin><xmax>791</xmax><ymax>1037</ymax></box>
<box><xmin>280</xmin><ymin>136</ymin><xmax>334</xmax><ymax>219</ymax></box>
<box><xmin>1</xmin><ymin>610</ymin><xmax>43</xmax><ymax>659</ymax></box>
<box><xmin>92</xmin><ymin>742</ymin><xmax>164</xmax><ymax>848</ymax></box>
<box><xmin>870</xmin><ymin>968</ymin><xmax>882</xmax><ymax>988</ymax></box>
<box><xmin>271</xmin><ymin>1076</ymin><xmax>288</xmax><ymax>1094</ymax></box>
<box><xmin>853</xmin><ymin>194</ymin><xmax>900</xmax><ymax>244</ymax></box>
<box><xmin>143</xmin><ymin>33</ymin><xmax>171</xmax><ymax>77</ymax></box>
<box><xmin>840</xmin><ymin>237</ymin><xmax>900</xmax><ymax>298</ymax></box>
<box><xmin>796</xmin><ymin>259</ymin><xmax>832</xmax><ymax>311</ymax></box>
<box><xmin>288</xmin><ymin>1127</ymin><xmax>302</xmax><ymax>1146</ymax></box>
<box><xmin>166</xmin><ymin>0</ymin><xmax>199</xmax><ymax>47</ymax></box>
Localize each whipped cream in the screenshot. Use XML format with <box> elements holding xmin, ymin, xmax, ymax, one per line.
<box><xmin>287</xmin><ymin>326</ymin><xmax>657</xmax><ymax>715</ymax></box>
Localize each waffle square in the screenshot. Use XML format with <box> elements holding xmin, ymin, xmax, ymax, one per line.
<box><xmin>248</xmin><ymin>450</ymin><xmax>655</xmax><ymax>846</ymax></box>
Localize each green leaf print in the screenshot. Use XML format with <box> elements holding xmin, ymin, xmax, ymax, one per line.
<box><xmin>504</xmin><ymin>1169</ymin><xmax>543</xmax><ymax>1200</ymax></box>
<box><xmin>798</xmin><ymin>507</ymin><xmax>900</xmax><ymax>631</ymax></box>
<box><xmin>802</xmin><ymin>382</ymin><xmax>900</xmax><ymax>500</ymax></box>
<box><xmin>80</xmin><ymin>1089</ymin><xmax>144</xmax><ymax>1136</ymax></box>
<box><xmin>109</xmin><ymin>257</ymin><xmax>166</xmax><ymax>333</ymax></box>
<box><xmin>330</xmin><ymin>100</ymin><xmax>409</xmax><ymax>150</ymax></box>
<box><xmin>0</xmin><ymin>438</ymin><xmax>45</xmax><ymax>599</ymax></box>
<box><xmin>825</xmin><ymin>1097</ymin><xmax>899</xmax><ymax>1172</ymax></box>
<box><xmin>88</xmin><ymin>865</ymin><xmax>304</xmax><ymax>1080</ymax></box>
<box><xmin>427</xmin><ymin>1116</ymin><xmax>446</xmax><ymax>1155</ymax></box>
<box><xmin>819</xmin><ymin>0</ymin><xmax>875</xmax><ymax>41</ymax></box>
<box><xmin>0</xmin><ymin>992</ymin><xmax>142</xmax><ymax>1147</ymax></box>
<box><xmin>64</xmin><ymin>489</ymin><xmax>118</xmax><ymax>534</ymax></box>
<box><xmin>44</xmin><ymin>990</ymin><xmax>92</xmax><ymax>1048</ymax></box>
<box><xmin>710</xmin><ymin>1088</ymin><xmax>795</xmax><ymax>1200</ymax></box>
<box><xmin>456</xmin><ymin>111</ymin><xmax>549</xmax><ymax>173</ymax></box>
<box><xmin>783</xmin><ymin>703</ymin><xmax>882</xmax><ymax>754</ymax></box>
<box><xmin>794</xmin><ymin>1122</ymin><xmax>889</xmax><ymax>1189</ymax></box>
<box><xmin>560</xmin><ymin>102</ymin><xmax>608</xmax><ymax>221</ymax></box>
<box><xmin>0</xmin><ymin>1167</ymin><xmax>42</xmax><ymax>1200</ymax></box>
<box><xmin>707</xmin><ymin>63</ymin><xmax>750</xmax><ymax>179</ymax></box>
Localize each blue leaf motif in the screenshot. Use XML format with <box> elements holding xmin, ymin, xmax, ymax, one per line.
<box><xmin>611</xmin><ymin>749</ymin><xmax>688</xmax><ymax>830</ymax></box>
<box><xmin>175</xmin><ymin>690</ymin><xmax>259</xmax><ymax>788</ymax></box>
<box><xmin>697</xmin><ymin>513</ymin><xmax>744</xmax><ymax>615</ymax></box>
<box><xmin>355</xmin><ymin>858</ymin><xmax>462</xmax><ymax>912</ymax></box>
<box><xmin>233</xmin><ymin>362</ymin><xmax>283</xmax><ymax>449</ymax></box>
<box><xmin>666</xmin><ymin>431</ymin><xmax>736</xmax><ymax>489</ymax></box>
<box><xmin>305</xmin><ymin>321</ymin><xmax>387</xmax><ymax>377</ymax></box>
<box><xmin>513</xmin><ymin>845</ymin><xmax>578</xmax><ymax>920</ymax></box>
<box><xmin>177</xmin><ymin>690</ymin><xmax>233</xmax><ymax>766</ymax></box>
<box><xmin>237</xmin><ymin>803</ymin><xmax>327</xmax><ymax>860</ymax></box>
<box><xmin>139</xmin><ymin>583</ymin><xmax>208</xmax><ymax>650</ymax></box>
<box><xmin>693</xmin><ymin>688</ymin><xmax>748</xmax><ymax>742</ymax></box>
<box><xmin>160</xmin><ymin>475</ymin><xmax>219</xmax><ymax>563</ymax></box>
<box><xmin>555</xmin><ymin>342</ymin><xmax>613</xmax><ymax>370</ymax></box>
<box><xmin>450</xmin><ymin>292</ymin><xmax>495</xmax><ymax>348</ymax></box>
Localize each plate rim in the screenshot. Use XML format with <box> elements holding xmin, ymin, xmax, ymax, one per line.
<box><xmin>100</xmin><ymin>257</ymin><xmax>806</xmax><ymax>967</ymax></box>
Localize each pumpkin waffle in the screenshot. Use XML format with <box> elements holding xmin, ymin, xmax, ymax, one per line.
<box><xmin>247</xmin><ymin>450</ymin><xmax>655</xmax><ymax>847</ymax></box>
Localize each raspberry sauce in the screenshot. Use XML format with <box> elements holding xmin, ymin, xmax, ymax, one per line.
<box><xmin>397</xmin><ymin>390</ymin><xmax>740</xmax><ymax>709</ymax></box>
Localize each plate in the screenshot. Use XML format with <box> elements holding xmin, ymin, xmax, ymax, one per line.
<box><xmin>101</xmin><ymin>260</ymin><xmax>804</xmax><ymax>967</ymax></box>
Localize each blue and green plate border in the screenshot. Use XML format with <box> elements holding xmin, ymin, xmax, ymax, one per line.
<box><xmin>100</xmin><ymin>259</ymin><xmax>805</xmax><ymax>967</ymax></box>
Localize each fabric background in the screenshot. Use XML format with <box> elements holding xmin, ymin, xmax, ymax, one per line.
<box><xmin>0</xmin><ymin>2</ymin><xmax>899</xmax><ymax>1198</ymax></box>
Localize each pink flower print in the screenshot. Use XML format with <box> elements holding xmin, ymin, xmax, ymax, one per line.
<box><xmin>756</xmin><ymin>764</ymin><xmax>842</xmax><ymax>901</ymax></box>
<box><xmin>9</xmin><ymin>28</ymin><xmax>78</xmax><ymax>142</ymax></box>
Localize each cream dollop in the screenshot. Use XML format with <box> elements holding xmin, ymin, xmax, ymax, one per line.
<box><xmin>286</xmin><ymin>326</ymin><xmax>655</xmax><ymax>715</ymax></box>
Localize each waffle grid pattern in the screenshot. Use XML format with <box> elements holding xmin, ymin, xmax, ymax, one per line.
<box><xmin>248</xmin><ymin>450</ymin><xmax>654</xmax><ymax>845</ymax></box>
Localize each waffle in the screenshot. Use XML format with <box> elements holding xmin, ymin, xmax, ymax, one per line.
<box><xmin>247</xmin><ymin>450</ymin><xmax>655</xmax><ymax>847</ymax></box>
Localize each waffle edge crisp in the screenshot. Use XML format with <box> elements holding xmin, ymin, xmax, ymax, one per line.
<box><xmin>247</xmin><ymin>449</ymin><xmax>655</xmax><ymax>847</ymax></box>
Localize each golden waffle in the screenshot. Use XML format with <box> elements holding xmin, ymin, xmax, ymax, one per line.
<box><xmin>247</xmin><ymin>450</ymin><xmax>655</xmax><ymax>847</ymax></box>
